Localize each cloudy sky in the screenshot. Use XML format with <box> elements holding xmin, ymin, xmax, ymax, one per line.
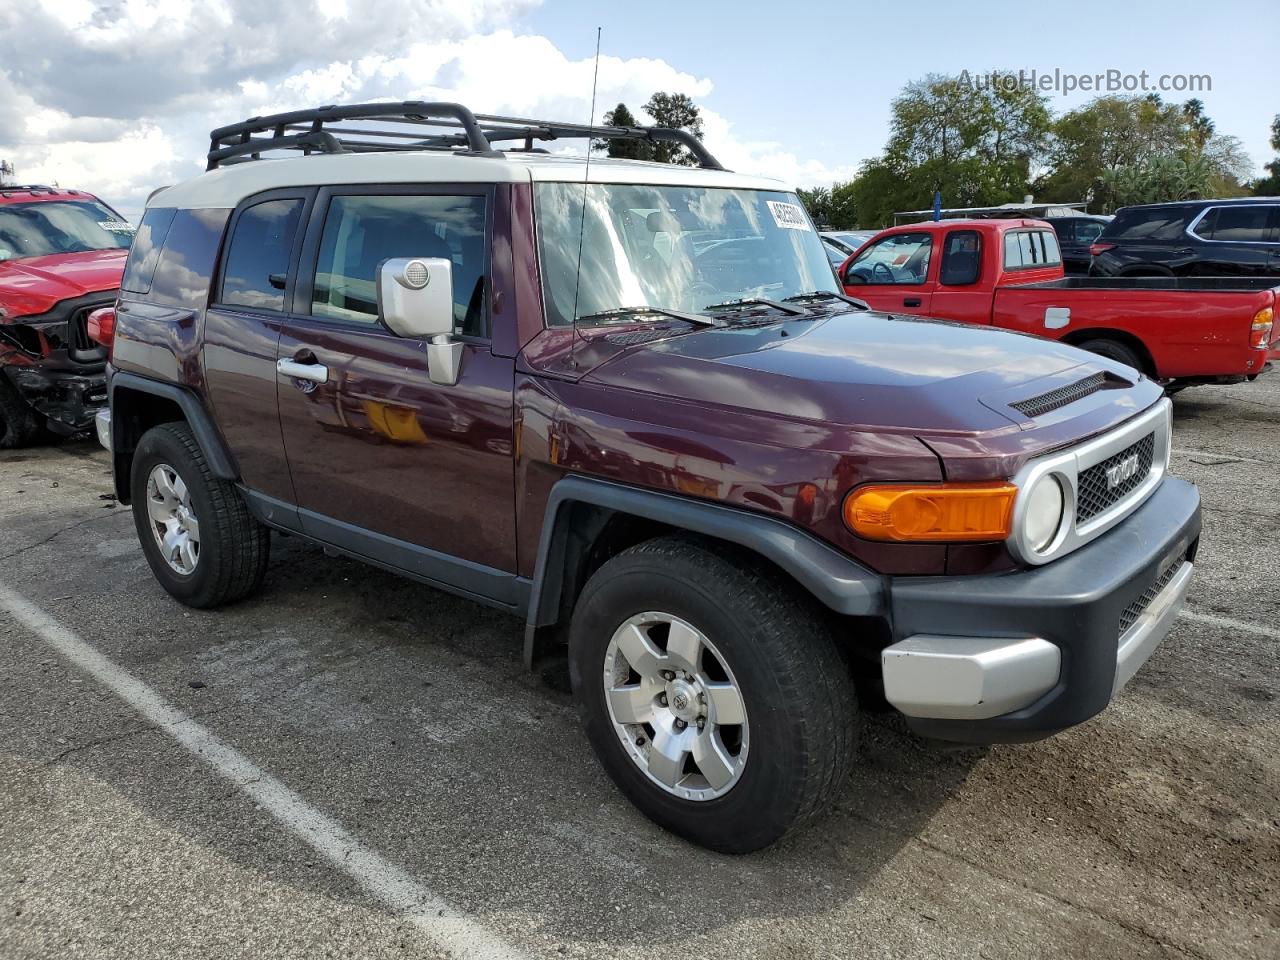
<box><xmin>2</xmin><ymin>0</ymin><xmax>1275</xmax><ymax>219</ymax></box>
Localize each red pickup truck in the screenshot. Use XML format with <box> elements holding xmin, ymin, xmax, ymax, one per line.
<box><xmin>838</xmin><ymin>218</ymin><xmax>1279</xmax><ymax>389</ymax></box>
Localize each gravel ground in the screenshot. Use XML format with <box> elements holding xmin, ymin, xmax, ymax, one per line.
<box><xmin>0</xmin><ymin>376</ymin><xmax>1276</xmax><ymax>960</ymax></box>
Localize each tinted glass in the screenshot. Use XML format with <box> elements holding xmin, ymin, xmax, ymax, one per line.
<box><xmin>149</xmin><ymin>208</ymin><xmax>231</xmax><ymax>308</ymax></box>
<box><xmin>1108</xmin><ymin>208</ymin><xmax>1188</xmax><ymax>241</ymax></box>
<box><xmin>845</xmin><ymin>232</ymin><xmax>933</xmax><ymax>285</ymax></box>
<box><xmin>535</xmin><ymin>184</ymin><xmax>837</xmax><ymax>325</ymax></box>
<box><xmin>311</xmin><ymin>194</ymin><xmax>487</xmax><ymax>335</ymax></box>
<box><xmin>1205</xmin><ymin>205</ymin><xmax>1272</xmax><ymax>243</ymax></box>
<box><xmin>121</xmin><ymin>207</ymin><xmax>177</xmax><ymax>294</ymax></box>
<box><xmin>1004</xmin><ymin>230</ymin><xmax>1061</xmax><ymax>269</ymax></box>
<box><xmin>0</xmin><ymin>198</ymin><xmax>134</xmax><ymax>262</ymax></box>
<box><xmin>220</xmin><ymin>198</ymin><xmax>304</xmax><ymax>311</ymax></box>
<box><xmin>1074</xmin><ymin>221</ymin><xmax>1106</xmax><ymax>244</ymax></box>
<box><xmin>940</xmin><ymin>230</ymin><xmax>981</xmax><ymax>285</ymax></box>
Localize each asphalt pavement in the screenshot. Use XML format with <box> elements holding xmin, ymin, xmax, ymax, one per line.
<box><xmin>1</xmin><ymin>375</ymin><xmax>1276</xmax><ymax>960</ymax></box>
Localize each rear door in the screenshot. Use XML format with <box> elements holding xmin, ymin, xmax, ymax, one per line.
<box><xmin>840</xmin><ymin>230</ymin><xmax>935</xmax><ymax>315</ymax></box>
<box><xmin>276</xmin><ymin>184</ymin><xmax>518</xmax><ymax>578</ymax></box>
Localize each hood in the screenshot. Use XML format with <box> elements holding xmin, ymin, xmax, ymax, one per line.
<box><xmin>0</xmin><ymin>249</ymin><xmax>127</xmax><ymax>321</ymax></box>
<box><xmin>584</xmin><ymin>310</ymin><xmax>1139</xmax><ymax>434</ymax></box>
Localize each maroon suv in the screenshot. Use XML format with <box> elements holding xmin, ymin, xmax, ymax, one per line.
<box><xmin>96</xmin><ymin>103</ymin><xmax>1201</xmax><ymax>852</ymax></box>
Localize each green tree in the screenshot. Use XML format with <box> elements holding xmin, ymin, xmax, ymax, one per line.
<box><xmin>642</xmin><ymin>92</ymin><xmax>705</xmax><ymax>166</ymax></box>
<box><xmin>1249</xmin><ymin>114</ymin><xmax>1280</xmax><ymax>195</ymax></box>
<box><xmin>1038</xmin><ymin>95</ymin><xmax>1251</xmax><ymax>209</ymax></box>
<box><xmin>595</xmin><ymin>103</ymin><xmax>654</xmax><ymax>161</ymax></box>
<box><xmin>796</xmin><ymin>186</ymin><xmax>833</xmax><ymax>226</ymax></box>
<box><xmin>842</xmin><ymin>72</ymin><xmax>1051</xmax><ymax>228</ymax></box>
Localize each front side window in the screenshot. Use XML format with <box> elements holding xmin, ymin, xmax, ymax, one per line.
<box><xmin>220</xmin><ymin>198</ymin><xmax>304</xmax><ymax>311</ymax></box>
<box><xmin>845</xmin><ymin>232</ymin><xmax>933</xmax><ymax>285</ymax></box>
<box><xmin>1004</xmin><ymin>230</ymin><xmax>1061</xmax><ymax>270</ymax></box>
<box><xmin>0</xmin><ymin>198</ymin><xmax>134</xmax><ymax>263</ymax></box>
<box><xmin>311</xmin><ymin>194</ymin><xmax>488</xmax><ymax>335</ymax></box>
<box><xmin>534</xmin><ymin>184</ymin><xmax>837</xmax><ymax>325</ymax></box>
<box><xmin>1199</xmin><ymin>205</ymin><xmax>1272</xmax><ymax>243</ymax></box>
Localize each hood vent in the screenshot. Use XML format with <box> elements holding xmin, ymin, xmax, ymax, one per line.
<box><xmin>1010</xmin><ymin>372</ymin><xmax>1107</xmax><ymax>419</ymax></box>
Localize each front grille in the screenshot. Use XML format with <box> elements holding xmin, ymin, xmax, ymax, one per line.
<box><xmin>1010</xmin><ymin>372</ymin><xmax>1106</xmax><ymax>418</ymax></box>
<box><xmin>70</xmin><ymin>307</ymin><xmax>97</xmax><ymax>352</ymax></box>
<box><xmin>1119</xmin><ymin>551</ymin><xmax>1185</xmax><ymax>637</ymax></box>
<box><xmin>1076</xmin><ymin>432</ymin><xmax>1155</xmax><ymax>524</ymax></box>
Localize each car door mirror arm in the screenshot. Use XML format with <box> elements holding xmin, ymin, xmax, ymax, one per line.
<box><xmin>377</xmin><ymin>257</ymin><xmax>462</xmax><ymax>385</ymax></box>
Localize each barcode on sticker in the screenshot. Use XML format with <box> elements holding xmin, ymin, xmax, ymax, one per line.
<box><xmin>98</xmin><ymin>220</ymin><xmax>135</xmax><ymax>233</ymax></box>
<box><xmin>767</xmin><ymin>201</ymin><xmax>809</xmax><ymax>230</ymax></box>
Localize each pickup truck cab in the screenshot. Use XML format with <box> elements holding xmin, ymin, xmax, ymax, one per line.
<box><xmin>0</xmin><ymin>185</ymin><xmax>132</xmax><ymax>447</ymax></box>
<box><xmin>839</xmin><ymin>218</ymin><xmax>1279</xmax><ymax>388</ymax></box>
<box><xmin>96</xmin><ymin>103</ymin><xmax>1201</xmax><ymax>852</ymax></box>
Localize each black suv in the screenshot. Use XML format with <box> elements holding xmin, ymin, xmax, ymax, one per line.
<box><xmin>1047</xmin><ymin>215</ymin><xmax>1111</xmax><ymax>274</ymax></box>
<box><xmin>1091</xmin><ymin>197</ymin><xmax>1280</xmax><ymax>277</ymax></box>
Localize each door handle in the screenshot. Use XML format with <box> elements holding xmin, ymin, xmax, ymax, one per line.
<box><xmin>276</xmin><ymin>358</ymin><xmax>329</xmax><ymax>384</ymax></box>
<box><xmin>903</xmin><ymin>297</ymin><xmax>922</xmax><ymax>307</ymax></box>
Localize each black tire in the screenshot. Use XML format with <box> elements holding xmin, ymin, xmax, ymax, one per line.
<box><xmin>569</xmin><ymin>536</ymin><xmax>859</xmax><ymax>853</ymax></box>
<box><xmin>0</xmin><ymin>376</ymin><xmax>40</xmax><ymax>449</ymax></box>
<box><xmin>1077</xmin><ymin>338</ymin><xmax>1146</xmax><ymax>374</ymax></box>
<box><xmin>131</xmin><ymin>422</ymin><xmax>269</xmax><ymax>608</ymax></box>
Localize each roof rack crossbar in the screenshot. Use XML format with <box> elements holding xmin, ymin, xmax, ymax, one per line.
<box><xmin>206</xmin><ymin>101</ymin><xmax>725</xmax><ymax>171</ymax></box>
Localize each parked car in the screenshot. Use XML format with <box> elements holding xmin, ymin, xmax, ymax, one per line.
<box><xmin>839</xmin><ymin>218</ymin><xmax>1279</xmax><ymax>389</ymax></box>
<box><xmin>1090</xmin><ymin>197</ymin><xmax>1280</xmax><ymax>277</ymax></box>
<box><xmin>820</xmin><ymin>230</ymin><xmax>875</xmax><ymax>266</ymax></box>
<box><xmin>94</xmin><ymin>102</ymin><xmax>1200</xmax><ymax>853</ymax></box>
<box><xmin>1047</xmin><ymin>214</ymin><xmax>1111</xmax><ymax>274</ymax></box>
<box><xmin>0</xmin><ymin>184</ymin><xmax>131</xmax><ymax>447</ymax></box>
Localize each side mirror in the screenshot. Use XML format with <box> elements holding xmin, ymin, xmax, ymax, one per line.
<box><xmin>377</xmin><ymin>257</ymin><xmax>462</xmax><ymax>385</ymax></box>
<box><xmin>843</xmin><ymin>265</ymin><xmax>865</xmax><ymax>285</ymax></box>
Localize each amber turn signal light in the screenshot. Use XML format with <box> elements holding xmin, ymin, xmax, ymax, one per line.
<box><xmin>843</xmin><ymin>483</ymin><xmax>1017</xmax><ymax>542</ymax></box>
<box><xmin>1251</xmin><ymin>307</ymin><xmax>1274</xmax><ymax>349</ymax></box>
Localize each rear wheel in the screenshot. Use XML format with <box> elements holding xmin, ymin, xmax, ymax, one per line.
<box><xmin>0</xmin><ymin>377</ymin><xmax>40</xmax><ymax>449</ymax></box>
<box><xmin>569</xmin><ymin>537</ymin><xmax>859</xmax><ymax>853</ymax></box>
<box><xmin>130</xmin><ymin>422</ymin><xmax>270</xmax><ymax>608</ymax></box>
<box><xmin>1077</xmin><ymin>338</ymin><xmax>1146</xmax><ymax>375</ymax></box>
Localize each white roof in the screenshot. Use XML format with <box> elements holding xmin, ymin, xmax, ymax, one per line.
<box><xmin>151</xmin><ymin>150</ymin><xmax>787</xmax><ymax>210</ymax></box>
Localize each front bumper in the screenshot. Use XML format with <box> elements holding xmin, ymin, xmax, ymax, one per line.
<box><xmin>883</xmin><ymin>475</ymin><xmax>1201</xmax><ymax>744</ymax></box>
<box><xmin>2</xmin><ymin>364</ymin><xmax>108</xmax><ymax>434</ymax></box>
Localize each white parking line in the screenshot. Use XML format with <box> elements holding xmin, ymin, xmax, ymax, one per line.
<box><xmin>0</xmin><ymin>582</ymin><xmax>529</xmax><ymax>960</ymax></box>
<box><xmin>1179</xmin><ymin>608</ymin><xmax>1280</xmax><ymax>641</ymax></box>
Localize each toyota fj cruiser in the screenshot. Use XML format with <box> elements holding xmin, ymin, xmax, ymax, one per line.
<box><xmin>0</xmin><ymin>184</ymin><xmax>132</xmax><ymax>447</ymax></box>
<box><xmin>96</xmin><ymin>103</ymin><xmax>1201</xmax><ymax>852</ymax></box>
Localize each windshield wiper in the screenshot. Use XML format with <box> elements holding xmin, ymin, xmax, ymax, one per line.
<box><xmin>575</xmin><ymin>306</ymin><xmax>724</xmax><ymax>327</ymax></box>
<box><xmin>782</xmin><ymin>290</ymin><xmax>871</xmax><ymax>310</ymax></box>
<box><xmin>700</xmin><ymin>297</ymin><xmax>807</xmax><ymax>318</ymax></box>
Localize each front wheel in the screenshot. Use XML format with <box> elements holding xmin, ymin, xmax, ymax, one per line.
<box><xmin>130</xmin><ymin>422</ymin><xmax>270</xmax><ymax>608</ymax></box>
<box><xmin>0</xmin><ymin>377</ymin><xmax>40</xmax><ymax>449</ymax></box>
<box><xmin>569</xmin><ymin>537</ymin><xmax>859</xmax><ymax>853</ymax></box>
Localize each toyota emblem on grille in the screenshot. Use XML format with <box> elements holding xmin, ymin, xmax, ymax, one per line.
<box><xmin>1106</xmin><ymin>453</ymin><xmax>1141</xmax><ymax>489</ymax></box>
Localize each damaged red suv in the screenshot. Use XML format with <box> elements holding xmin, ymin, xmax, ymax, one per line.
<box><xmin>0</xmin><ymin>185</ymin><xmax>132</xmax><ymax>447</ymax></box>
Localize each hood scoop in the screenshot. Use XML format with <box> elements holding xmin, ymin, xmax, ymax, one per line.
<box><xmin>1009</xmin><ymin>372</ymin><xmax>1107</xmax><ymax>418</ymax></box>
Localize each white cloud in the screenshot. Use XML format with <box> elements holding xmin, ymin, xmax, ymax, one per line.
<box><xmin>1</xmin><ymin>4</ymin><xmax>852</xmax><ymax>218</ymax></box>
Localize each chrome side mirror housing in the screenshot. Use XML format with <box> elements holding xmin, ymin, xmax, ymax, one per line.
<box><xmin>376</xmin><ymin>257</ymin><xmax>462</xmax><ymax>385</ymax></box>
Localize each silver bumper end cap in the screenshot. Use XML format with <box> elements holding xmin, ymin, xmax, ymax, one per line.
<box><xmin>95</xmin><ymin>407</ymin><xmax>111</xmax><ymax>452</ymax></box>
<box><xmin>882</xmin><ymin>636</ymin><xmax>1061</xmax><ymax>721</ymax></box>
<box><xmin>1113</xmin><ymin>561</ymin><xmax>1193</xmax><ymax>694</ymax></box>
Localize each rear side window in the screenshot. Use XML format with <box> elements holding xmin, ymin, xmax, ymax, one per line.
<box><xmin>1074</xmin><ymin>221</ymin><xmax>1106</xmax><ymax>244</ymax></box>
<box><xmin>309</xmin><ymin>193</ymin><xmax>488</xmax><ymax>336</ymax></box>
<box><xmin>1107</xmin><ymin>208</ymin><xmax>1188</xmax><ymax>241</ymax></box>
<box><xmin>121</xmin><ymin>207</ymin><xmax>177</xmax><ymax>294</ymax></box>
<box><xmin>148</xmin><ymin>208</ymin><xmax>231</xmax><ymax>309</ymax></box>
<box><xmin>219</xmin><ymin>198</ymin><xmax>305</xmax><ymax>311</ymax></box>
<box><xmin>1196</xmin><ymin>205</ymin><xmax>1273</xmax><ymax>243</ymax></box>
<box><xmin>1003</xmin><ymin>230</ymin><xmax>1061</xmax><ymax>270</ymax></box>
<box><xmin>939</xmin><ymin>230</ymin><xmax>981</xmax><ymax>285</ymax></box>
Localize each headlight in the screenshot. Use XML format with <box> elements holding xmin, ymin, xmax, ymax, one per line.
<box><xmin>1023</xmin><ymin>474</ymin><xmax>1065</xmax><ymax>552</ymax></box>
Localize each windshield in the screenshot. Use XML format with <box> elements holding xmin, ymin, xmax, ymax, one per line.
<box><xmin>535</xmin><ymin>183</ymin><xmax>838</xmax><ymax>324</ymax></box>
<box><xmin>0</xmin><ymin>199</ymin><xmax>135</xmax><ymax>262</ymax></box>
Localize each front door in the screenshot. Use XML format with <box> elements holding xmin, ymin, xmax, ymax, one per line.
<box><xmin>840</xmin><ymin>230</ymin><xmax>935</xmax><ymax>315</ymax></box>
<box><xmin>276</xmin><ymin>186</ymin><xmax>517</xmax><ymax>578</ymax></box>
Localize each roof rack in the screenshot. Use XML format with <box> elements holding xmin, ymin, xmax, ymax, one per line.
<box><xmin>0</xmin><ymin>184</ymin><xmax>62</xmax><ymax>194</ymax></box>
<box><xmin>206</xmin><ymin>101</ymin><xmax>725</xmax><ymax>172</ymax></box>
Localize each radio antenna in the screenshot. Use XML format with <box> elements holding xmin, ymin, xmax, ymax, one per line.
<box><xmin>569</xmin><ymin>26</ymin><xmax>603</xmax><ymax>370</ymax></box>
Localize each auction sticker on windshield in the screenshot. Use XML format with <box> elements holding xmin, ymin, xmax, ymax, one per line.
<box><xmin>98</xmin><ymin>220</ymin><xmax>135</xmax><ymax>234</ymax></box>
<box><xmin>767</xmin><ymin>201</ymin><xmax>808</xmax><ymax>230</ymax></box>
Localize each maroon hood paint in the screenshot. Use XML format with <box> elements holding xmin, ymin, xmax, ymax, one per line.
<box><xmin>0</xmin><ymin>249</ymin><xmax>128</xmax><ymax>321</ymax></box>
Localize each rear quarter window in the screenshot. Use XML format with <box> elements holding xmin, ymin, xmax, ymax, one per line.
<box><xmin>1003</xmin><ymin>230</ymin><xmax>1061</xmax><ymax>270</ymax></box>
<box><xmin>121</xmin><ymin>207</ymin><xmax>178</xmax><ymax>294</ymax></box>
<box><xmin>1106</xmin><ymin>207</ymin><xmax>1189</xmax><ymax>241</ymax></box>
<box><xmin>148</xmin><ymin>208</ymin><xmax>231</xmax><ymax>309</ymax></box>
